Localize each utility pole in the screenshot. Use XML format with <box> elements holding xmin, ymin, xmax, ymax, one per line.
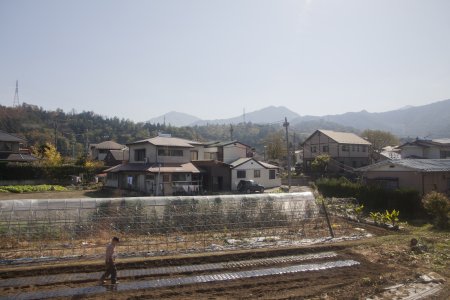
<box><xmin>54</xmin><ymin>121</ymin><xmax>58</xmax><ymax>149</ymax></box>
<box><xmin>283</xmin><ymin>117</ymin><xmax>291</xmax><ymax>190</ymax></box>
<box><xmin>230</xmin><ymin>124</ymin><xmax>234</xmax><ymax>140</ymax></box>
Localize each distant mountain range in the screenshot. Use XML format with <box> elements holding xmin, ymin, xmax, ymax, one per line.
<box><xmin>148</xmin><ymin>99</ymin><xmax>450</xmax><ymax>138</ymax></box>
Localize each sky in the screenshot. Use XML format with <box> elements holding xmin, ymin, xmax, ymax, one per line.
<box><xmin>1</xmin><ymin>0</ymin><xmax>449</xmax><ymax>122</ymax></box>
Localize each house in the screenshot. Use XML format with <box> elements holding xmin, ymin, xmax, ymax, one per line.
<box><xmin>192</xmin><ymin>160</ymin><xmax>231</xmax><ymax>193</ymax></box>
<box><xmin>399</xmin><ymin>138</ymin><xmax>450</xmax><ymax>159</ymax></box>
<box><xmin>302</xmin><ymin>130</ymin><xmax>371</xmax><ymax>172</ymax></box>
<box><xmin>0</xmin><ymin>130</ymin><xmax>36</xmax><ymax>163</ymax></box>
<box><xmin>105</xmin><ymin>135</ymin><xmax>203</xmax><ymax>195</ymax></box>
<box><xmin>103</xmin><ymin>148</ymin><xmax>129</xmax><ymax>166</ymax></box>
<box><xmin>89</xmin><ymin>140</ymin><xmax>126</xmax><ymax>161</ymax></box>
<box><xmin>358</xmin><ymin>159</ymin><xmax>450</xmax><ymax>195</ymax></box>
<box><xmin>197</xmin><ymin>141</ymin><xmax>253</xmax><ymax>164</ymax></box>
<box><xmin>229</xmin><ymin>157</ymin><xmax>281</xmax><ymax>191</ymax></box>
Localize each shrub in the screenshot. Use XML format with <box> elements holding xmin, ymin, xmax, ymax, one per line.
<box><xmin>316</xmin><ymin>178</ymin><xmax>422</xmax><ymax>218</ymax></box>
<box><xmin>422</xmin><ymin>192</ymin><xmax>449</xmax><ymax>229</ymax></box>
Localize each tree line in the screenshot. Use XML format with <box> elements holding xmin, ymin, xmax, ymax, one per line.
<box><xmin>1</xmin><ymin>104</ymin><xmax>401</xmax><ymax>163</ymax></box>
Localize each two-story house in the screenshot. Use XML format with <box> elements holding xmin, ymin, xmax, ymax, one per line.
<box><xmin>105</xmin><ymin>134</ymin><xmax>281</xmax><ymax>195</ymax></box>
<box><xmin>0</xmin><ymin>130</ymin><xmax>36</xmax><ymax>163</ymax></box>
<box><xmin>399</xmin><ymin>138</ymin><xmax>450</xmax><ymax>159</ymax></box>
<box><xmin>89</xmin><ymin>140</ymin><xmax>127</xmax><ymax>161</ymax></box>
<box><xmin>198</xmin><ymin>141</ymin><xmax>253</xmax><ymax>163</ymax></box>
<box><xmin>105</xmin><ymin>135</ymin><xmax>202</xmax><ymax>195</ymax></box>
<box><xmin>302</xmin><ymin>130</ymin><xmax>371</xmax><ymax>172</ymax></box>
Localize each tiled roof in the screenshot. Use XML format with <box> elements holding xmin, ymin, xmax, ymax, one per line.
<box><xmin>0</xmin><ymin>131</ymin><xmax>25</xmax><ymax>143</ymax></box>
<box><xmin>358</xmin><ymin>159</ymin><xmax>450</xmax><ymax>172</ymax></box>
<box><xmin>432</xmin><ymin>138</ymin><xmax>450</xmax><ymax>145</ymax></box>
<box><xmin>0</xmin><ymin>153</ymin><xmax>37</xmax><ymax>162</ymax></box>
<box><xmin>206</xmin><ymin>140</ymin><xmax>251</xmax><ymax>148</ymax></box>
<box><xmin>91</xmin><ymin>141</ymin><xmax>125</xmax><ymax>150</ymax></box>
<box><xmin>399</xmin><ymin>138</ymin><xmax>450</xmax><ymax>148</ymax></box>
<box><xmin>259</xmin><ymin>161</ymin><xmax>279</xmax><ymax>169</ymax></box>
<box><xmin>105</xmin><ymin>162</ymin><xmax>200</xmax><ymax>173</ymax></box>
<box><xmin>127</xmin><ymin>136</ymin><xmax>196</xmax><ymax>148</ymax></box>
<box><xmin>229</xmin><ymin>157</ymin><xmax>252</xmax><ymax>168</ymax></box>
<box><xmin>229</xmin><ymin>157</ymin><xmax>278</xmax><ymax>169</ymax></box>
<box><xmin>108</xmin><ymin>149</ymin><xmax>129</xmax><ymax>160</ymax></box>
<box><xmin>318</xmin><ymin>130</ymin><xmax>371</xmax><ymax>145</ymax></box>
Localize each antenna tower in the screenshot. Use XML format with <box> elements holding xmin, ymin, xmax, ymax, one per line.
<box><xmin>13</xmin><ymin>80</ymin><xmax>20</xmax><ymax>107</ymax></box>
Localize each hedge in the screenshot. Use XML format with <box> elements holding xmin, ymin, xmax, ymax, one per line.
<box><xmin>316</xmin><ymin>177</ymin><xmax>423</xmax><ymax>218</ymax></box>
<box><xmin>0</xmin><ymin>164</ymin><xmax>104</xmax><ymax>181</ymax></box>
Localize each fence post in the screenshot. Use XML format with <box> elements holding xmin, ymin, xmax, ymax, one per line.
<box><xmin>321</xmin><ymin>198</ymin><xmax>334</xmax><ymax>238</ymax></box>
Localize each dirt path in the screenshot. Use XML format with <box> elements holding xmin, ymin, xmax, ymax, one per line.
<box><xmin>1</xmin><ymin>241</ymin><xmax>448</xmax><ymax>299</ymax></box>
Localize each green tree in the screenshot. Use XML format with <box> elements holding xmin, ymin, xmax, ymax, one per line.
<box><xmin>311</xmin><ymin>154</ymin><xmax>331</xmax><ymax>173</ymax></box>
<box><xmin>422</xmin><ymin>191</ymin><xmax>449</xmax><ymax>229</ymax></box>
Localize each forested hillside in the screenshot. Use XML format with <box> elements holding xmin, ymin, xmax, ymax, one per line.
<box><xmin>0</xmin><ymin>104</ymin><xmax>299</xmax><ymax>158</ymax></box>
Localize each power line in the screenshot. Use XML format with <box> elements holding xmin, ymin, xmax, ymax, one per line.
<box><xmin>13</xmin><ymin>80</ymin><xmax>20</xmax><ymax>107</ymax></box>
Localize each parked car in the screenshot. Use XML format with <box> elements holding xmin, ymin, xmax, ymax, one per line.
<box><xmin>237</xmin><ymin>180</ymin><xmax>264</xmax><ymax>193</ymax></box>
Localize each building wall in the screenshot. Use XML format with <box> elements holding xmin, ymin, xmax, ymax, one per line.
<box><xmin>363</xmin><ymin>170</ymin><xmax>450</xmax><ymax>195</ymax></box>
<box><xmin>223</xmin><ymin>143</ymin><xmax>248</xmax><ymax>164</ymax></box>
<box><xmin>231</xmin><ymin>160</ymin><xmax>281</xmax><ymax>190</ymax></box>
<box><xmin>401</xmin><ymin>145</ymin><xmax>424</xmax><ymax>158</ymax></box>
<box><xmin>128</xmin><ymin>143</ymin><xmax>191</xmax><ymax>164</ymax></box>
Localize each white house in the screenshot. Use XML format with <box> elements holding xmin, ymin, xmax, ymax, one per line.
<box><xmin>399</xmin><ymin>138</ymin><xmax>450</xmax><ymax>159</ymax></box>
<box><xmin>229</xmin><ymin>157</ymin><xmax>280</xmax><ymax>190</ymax></box>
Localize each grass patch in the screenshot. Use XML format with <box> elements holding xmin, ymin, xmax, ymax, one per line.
<box><xmin>0</xmin><ymin>185</ymin><xmax>67</xmax><ymax>193</ymax></box>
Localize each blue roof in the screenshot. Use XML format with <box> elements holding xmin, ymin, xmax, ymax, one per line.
<box><xmin>358</xmin><ymin>159</ymin><xmax>450</xmax><ymax>172</ymax></box>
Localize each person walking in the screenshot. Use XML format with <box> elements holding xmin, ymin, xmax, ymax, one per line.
<box><xmin>100</xmin><ymin>237</ymin><xmax>120</xmax><ymax>284</ymax></box>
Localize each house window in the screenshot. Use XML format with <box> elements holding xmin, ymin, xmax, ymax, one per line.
<box><xmin>311</xmin><ymin>146</ymin><xmax>317</xmax><ymax>153</ymax></box>
<box><xmin>440</xmin><ymin>150</ymin><xmax>450</xmax><ymax>158</ymax></box>
<box><xmin>357</xmin><ymin>145</ymin><xmax>360</xmax><ymax>152</ymax></box>
<box><xmin>342</xmin><ymin>145</ymin><xmax>349</xmax><ymax>152</ymax></box>
<box><xmin>254</xmin><ymin>170</ymin><xmax>261</xmax><ymax>178</ymax></box>
<box><xmin>190</xmin><ymin>151</ymin><xmax>198</xmax><ymax>160</ymax></box>
<box><xmin>237</xmin><ymin>170</ymin><xmax>246</xmax><ymax>178</ymax></box>
<box><xmin>362</xmin><ymin>146</ymin><xmax>367</xmax><ymax>152</ymax></box>
<box><xmin>162</xmin><ymin>174</ymin><xmax>170</xmax><ymax>182</ymax></box>
<box><xmin>352</xmin><ymin>145</ymin><xmax>356</xmax><ymax>152</ymax></box>
<box><xmin>158</xmin><ymin>149</ymin><xmax>183</xmax><ymax>156</ymax></box>
<box><xmin>322</xmin><ymin>145</ymin><xmax>329</xmax><ymax>153</ymax></box>
<box><xmin>135</xmin><ymin>149</ymin><xmax>146</xmax><ymax>161</ymax></box>
<box><xmin>269</xmin><ymin>170</ymin><xmax>276</xmax><ymax>179</ymax></box>
<box><xmin>145</xmin><ymin>174</ymin><xmax>154</xmax><ymax>180</ymax></box>
<box><xmin>204</xmin><ymin>152</ymin><xmax>218</xmax><ymax>160</ymax></box>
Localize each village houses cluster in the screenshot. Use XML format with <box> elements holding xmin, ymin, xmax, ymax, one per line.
<box><xmin>1</xmin><ymin>128</ymin><xmax>450</xmax><ymax>196</ymax></box>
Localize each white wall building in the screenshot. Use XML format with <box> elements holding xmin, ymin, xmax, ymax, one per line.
<box><xmin>230</xmin><ymin>157</ymin><xmax>280</xmax><ymax>190</ymax></box>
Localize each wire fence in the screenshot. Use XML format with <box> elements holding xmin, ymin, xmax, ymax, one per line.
<box><xmin>0</xmin><ymin>193</ymin><xmax>365</xmax><ymax>261</ymax></box>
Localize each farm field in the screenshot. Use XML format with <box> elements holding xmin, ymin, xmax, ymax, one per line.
<box><xmin>0</xmin><ymin>190</ymin><xmax>448</xmax><ymax>299</ymax></box>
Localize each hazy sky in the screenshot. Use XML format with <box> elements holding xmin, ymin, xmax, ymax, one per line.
<box><xmin>1</xmin><ymin>0</ymin><xmax>449</xmax><ymax>122</ymax></box>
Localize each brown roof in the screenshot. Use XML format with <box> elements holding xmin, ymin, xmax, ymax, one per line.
<box><xmin>108</xmin><ymin>149</ymin><xmax>129</xmax><ymax>161</ymax></box>
<box><xmin>317</xmin><ymin>130</ymin><xmax>371</xmax><ymax>145</ymax></box>
<box><xmin>90</xmin><ymin>140</ymin><xmax>125</xmax><ymax>150</ymax></box>
<box><xmin>127</xmin><ymin>136</ymin><xmax>196</xmax><ymax>148</ymax></box>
